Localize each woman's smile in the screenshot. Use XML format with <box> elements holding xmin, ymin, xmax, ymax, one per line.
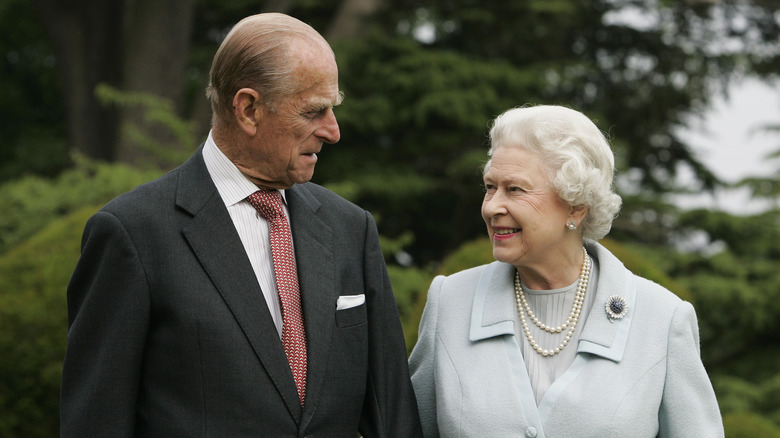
<box><xmin>493</xmin><ymin>226</ymin><xmax>521</xmax><ymax>240</ymax></box>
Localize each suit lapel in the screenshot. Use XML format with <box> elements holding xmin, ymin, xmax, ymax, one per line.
<box><xmin>576</xmin><ymin>241</ymin><xmax>635</xmax><ymax>362</ymax></box>
<box><xmin>176</xmin><ymin>149</ymin><xmax>303</xmax><ymax>421</ymax></box>
<box><xmin>286</xmin><ymin>184</ymin><xmax>335</xmax><ymax>422</ymax></box>
<box><xmin>469</xmin><ymin>262</ymin><xmax>516</xmax><ymax>342</ymax></box>
<box><xmin>468</xmin><ymin>262</ymin><xmax>545</xmax><ymax>433</ymax></box>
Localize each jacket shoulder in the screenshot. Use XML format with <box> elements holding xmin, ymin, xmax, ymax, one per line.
<box><xmin>440</xmin><ymin>263</ymin><xmax>494</xmax><ymax>284</ymax></box>
<box><xmin>633</xmin><ymin>275</ymin><xmax>686</xmax><ymax>312</ymax></box>
<box><xmin>590</xmin><ymin>240</ymin><xmax>687</xmax><ymax>314</ymax></box>
<box><xmin>297</xmin><ymin>182</ymin><xmax>363</xmax><ymax>212</ymax></box>
<box><xmin>99</xmin><ymin>167</ymin><xmax>182</xmax><ymax>218</ymax></box>
<box><xmin>433</xmin><ymin>263</ymin><xmax>500</xmax><ymax>303</ymax></box>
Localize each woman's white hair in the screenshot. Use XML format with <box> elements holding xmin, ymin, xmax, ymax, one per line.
<box><xmin>485</xmin><ymin>105</ymin><xmax>622</xmax><ymax>240</ymax></box>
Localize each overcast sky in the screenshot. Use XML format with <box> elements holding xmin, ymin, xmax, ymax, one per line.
<box><xmin>675</xmin><ymin>77</ymin><xmax>779</xmax><ymax>214</ymax></box>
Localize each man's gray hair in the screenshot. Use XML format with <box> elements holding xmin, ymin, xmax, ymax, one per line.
<box><xmin>206</xmin><ymin>13</ymin><xmax>333</xmax><ymax>125</ymax></box>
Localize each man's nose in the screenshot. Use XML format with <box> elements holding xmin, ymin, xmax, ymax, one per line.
<box><xmin>317</xmin><ymin>109</ymin><xmax>340</xmax><ymax>144</ymax></box>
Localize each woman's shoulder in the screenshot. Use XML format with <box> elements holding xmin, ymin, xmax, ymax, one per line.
<box><xmin>590</xmin><ymin>240</ymin><xmax>687</xmax><ymax>312</ymax></box>
<box><xmin>435</xmin><ymin>261</ymin><xmax>505</xmax><ymax>290</ymax></box>
<box><xmin>633</xmin><ymin>275</ymin><xmax>689</xmax><ymax>315</ymax></box>
<box><xmin>441</xmin><ymin>262</ymin><xmax>495</xmax><ymax>279</ymax></box>
<box><xmin>427</xmin><ymin>261</ymin><xmax>510</xmax><ymax>307</ymax></box>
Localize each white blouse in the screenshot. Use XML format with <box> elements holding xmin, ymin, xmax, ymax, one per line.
<box><xmin>515</xmin><ymin>258</ymin><xmax>600</xmax><ymax>404</ymax></box>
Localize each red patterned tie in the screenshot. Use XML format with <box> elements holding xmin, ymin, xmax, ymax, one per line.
<box><xmin>247</xmin><ymin>190</ymin><xmax>307</xmax><ymax>405</ymax></box>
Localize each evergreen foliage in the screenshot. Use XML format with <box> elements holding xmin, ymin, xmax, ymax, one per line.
<box><xmin>0</xmin><ymin>0</ymin><xmax>778</xmax><ymax>435</ymax></box>
<box><xmin>94</xmin><ymin>84</ymin><xmax>199</xmax><ymax>169</ymax></box>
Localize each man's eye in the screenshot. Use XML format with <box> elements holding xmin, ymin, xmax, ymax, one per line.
<box><xmin>305</xmin><ymin>108</ymin><xmax>328</xmax><ymax>119</ymax></box>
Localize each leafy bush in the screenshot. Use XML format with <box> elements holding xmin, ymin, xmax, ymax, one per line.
<box><xmin>386</xmin><ymin>265</ymin><xmax>434</xmax><ymax>352</ymax></box>
<box><xmin>0</xmin><ymin>206</ymin><xmax>97</xmax><ymax>437</ymax></box>
<box><xmin>437</xmin><ymin>237</ymin><xmax>495</xmax><ymax>277</ymax></box>
<box><xmin>715</xmin><ymin>375</ymin><xmax>770</xmax><ymax>414</ymax></box>
<box><xmin>0</xmin><ymin>155</ymin><xmax>160</xmax><ymax>436</ymax></box>
<box><xmin>0</xmin><ymin>157</ymin><xmax>161</xmax><ymax>254</ymax></box>
<box><xmin>723</xmin><ymin>412</ymin><xmax>780</xmax><ymax>438</ymax></box>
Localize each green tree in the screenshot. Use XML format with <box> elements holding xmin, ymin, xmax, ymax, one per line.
<box><xmin>736</xmin><ymin>117</ymin><xmax>780</xmax><ymax>210</ymax></box>
<box><xmin>2</xmin><ymin>0</ymin><xmax>780</xmax><ymax>434</ymax></box>
<box><xmin>0</xmin><ymin>0</ymin><xmax>67</xmax><ymax>180</ymax></box>
<box><xmin>315</xmin><ymin>0</ymin><xmax>780</xmax><ymax>264</ymax></box>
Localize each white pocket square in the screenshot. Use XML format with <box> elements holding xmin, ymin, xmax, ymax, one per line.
<box><xmin>336</xmin><ymin>294</ymin><xmax>365</xmax><ymax>310</ymax></box>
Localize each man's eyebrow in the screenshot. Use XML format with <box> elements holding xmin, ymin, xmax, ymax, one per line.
<box><xmin>307</xmin><ymin>91</ymin><xmax>344</xmax><ymax>111</ymax></box>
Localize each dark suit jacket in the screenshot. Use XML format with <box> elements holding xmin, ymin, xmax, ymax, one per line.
<box><xmin>61</xmin><ymin>148</ymin><xmax>422</xmax><ymax>437</ymax></box>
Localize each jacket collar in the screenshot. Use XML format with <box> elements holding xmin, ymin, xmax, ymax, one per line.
<box><xmin>285</xmin><ymin>183</ymin><xmax>335</xmax><ymax>427</ymax></box>
<box><xmin>468</xmin><ymin>262</ymin><xmax>516</xmax><ymax>341</ymax></box>
<box><xmin>577</xmin><ymin>240</ymin><xmax>636</xmax><ymax>362</ymax></box>
<box><xmin>468</xmin><ymin>241</ymin><xmax>636</xmax><ymax>363</ymax></box>
<box><xmin>176</xmin><ymin>147</ymin><xmax>304</xmax><ymax>421</ymax></box>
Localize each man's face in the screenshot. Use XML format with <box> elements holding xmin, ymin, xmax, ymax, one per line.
<box><xmin>233</xmin><ymin>46</ymin><xmax>342</xmax><ymax>189</ymax></box>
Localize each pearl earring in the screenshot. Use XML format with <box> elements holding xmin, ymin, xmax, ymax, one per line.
<box><xmin>566</xmin><ymin>222</ymin><xmax>577</xmax><ymax>231</ymax></box>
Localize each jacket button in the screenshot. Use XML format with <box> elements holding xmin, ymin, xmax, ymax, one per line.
<box><xmin>525</xmin><ymin>426</ymin><xmax>537</xmax><ymax>438</ymax></box>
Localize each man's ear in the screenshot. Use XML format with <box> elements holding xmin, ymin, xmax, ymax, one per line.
<box><xmin>232</xmin><ymin>88</ymin><xmax>262</xmax><ymax>136</ymax></box>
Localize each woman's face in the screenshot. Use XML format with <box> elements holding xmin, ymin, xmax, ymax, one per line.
<box><xmin>481</xmin><ymin>146</ymin><xmax>574</xmax><ymax>269</ymax></box>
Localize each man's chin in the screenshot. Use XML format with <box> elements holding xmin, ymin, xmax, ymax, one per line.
<box><xmin>289</xmin><ymin>170</ymin><xmax>315</xmax><ymax>186</ymax></box>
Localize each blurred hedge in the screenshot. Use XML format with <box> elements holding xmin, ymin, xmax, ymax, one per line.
<box><xmin>0</xmin><ymin>206</ymin><xmax>97</xmax><ymax>437</ymax></box>
<box><xmin>0</xmin><ymin>159</ymin><xmax>160</xmax><ymax>437</ymax></box>
<box><xmin>0</xmin><ymin>156</ymin><xmax>161</xmax><ymax>255</ymax></box>
<box><xmin>723</xmin><ymin>412</ymin><xmax>780</xmax><ymax>437</ymax></box>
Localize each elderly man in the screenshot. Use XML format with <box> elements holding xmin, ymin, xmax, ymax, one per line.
<box><xmin>61</xmin><ymin>13</ymin><xmax>422</xmax><ymax>437</ymax></box>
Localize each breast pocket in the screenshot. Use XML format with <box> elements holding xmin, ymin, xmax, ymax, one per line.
<box><xmin>335</xmin><ymin>302</ymin><xmax>367</xmax><ymax>328</ymax></box>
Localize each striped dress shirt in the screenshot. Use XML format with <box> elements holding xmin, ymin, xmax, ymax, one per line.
<box><xmin>202</xmin><ymin>131</ymin><xmax>289</xmax><ymax>337</ymax></box>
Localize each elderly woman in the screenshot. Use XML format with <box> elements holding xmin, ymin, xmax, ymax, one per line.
<box><xmin>409</xmin><ymin>105</ymin><xmax>723</xmax><ymax>437</ymax></box>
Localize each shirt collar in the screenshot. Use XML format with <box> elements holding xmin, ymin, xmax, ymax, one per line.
<box><xmin>202</xmin><ymin>131</ymin><xmax>287</xmax><ymax>207</ymax></box>
<box><xmin>469</xmin><ymin>242</ymin><xmax>635</xmax><ymax>363</ymax></box>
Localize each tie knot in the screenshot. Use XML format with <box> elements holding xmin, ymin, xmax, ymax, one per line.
<box><xmin>248</xmin><ymin>190</ymin><xmax>285</xmax><ymax>221</ymax></box>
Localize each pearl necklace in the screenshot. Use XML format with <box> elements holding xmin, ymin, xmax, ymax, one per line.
<box><xmin>514</xmin><ymin>247</ymin><xmax>591</xmax><ymax>357</ymax></box>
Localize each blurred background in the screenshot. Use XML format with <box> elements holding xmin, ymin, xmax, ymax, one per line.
<box><xmin>0</xmin><ymin>0</ymin><xmax>778</xmax><ymax>436</ymax></box>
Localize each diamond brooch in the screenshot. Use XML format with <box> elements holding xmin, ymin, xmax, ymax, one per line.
<box><xmin>605</xmin><ymin>295</ymin><xmax>628</xmax><ymax>322</ymax></box>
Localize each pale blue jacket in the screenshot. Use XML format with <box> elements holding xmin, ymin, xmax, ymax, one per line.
<box><xmin>409</xmin><ymin>241</ymin><xmax>723</xmax><ymax>437</ymax></box>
